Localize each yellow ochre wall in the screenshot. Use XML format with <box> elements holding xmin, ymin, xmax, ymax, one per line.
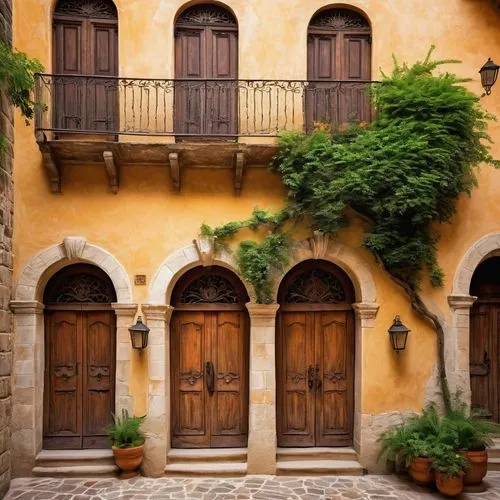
<box><xmin>11</xmin><ymin>0</ymin><xmax>500</xmax><ymax>418</ymax></box>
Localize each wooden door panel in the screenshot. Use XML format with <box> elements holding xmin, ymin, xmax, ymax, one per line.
<box><xmin>83</xmin><ymin>312</ymin><xmax>115</xmax><ymax>448</ymax></box>
<box><xmin>211</xmin><ymin>312</ymin><xmax>247</xmax><ymax>446</ymax></box>
<box><xmin>316</xmin><ymin>311</ymin><xmax>354</xmax><ymax>446</ymax></box>
<box><xmin>277</xmin><ymin>312</ymin><xmax>315</xmax><ymax>446</ymax></box>
<box><xmin>44</xmin><ymin>311</ymin><xmax>82</xmax><ymax>449</ymax></box>
<box><xmin>171</xmin><ymin>312</ymin><xmax>210</xmax><ymax>447</ymax></box>
<box><xmin>470</xmin><ymin>306</ymin><xmax>494</xmax><ymax>418</ymax></box>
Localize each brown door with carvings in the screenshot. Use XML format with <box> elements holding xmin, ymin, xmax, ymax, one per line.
<box><xmin>470</xmin><ymin>257</ymin><xmax>500</xmax><ymax>422</ymax></box>
<box><xmin>53</xmin><ymin>0</ymin><xmax>118</xmax><ymax>134</ymax></box>
<box><xmin>171</xmin><ymin>267</ymin><xmax>249</xmax><ymax>448</ymax></box>
<box><xmin>306</xmin><ymin>8</ymin><xmax>371</xmax><ymax>131</ymax></box>
<box><xmin>43</xmin><ymin>265</ymin><xmax>117</xmax><ymax>449</ymax></box>
<box><xmin>277</xmin><ymin>261</ymin><xmax>355</xmax><ymax>447</ymax></box>
<box><xmin>174</xmin><ymin>4</ymin><xmax>238</xmax><ymax>137</ymax></box>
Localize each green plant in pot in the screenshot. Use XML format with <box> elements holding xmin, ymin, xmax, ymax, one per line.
<box><xmin>443</xmin><ymin>398</ymin><xmax>500</xmax><ymax>486</ymax></box>
<box><xmin>431</xmin><ymin>443</ymin><xmax>468</xmax><ymax>497</ymax></box>
<box><xmin>405</xmin><ymin>435</ymin><xmax>437</xmax><ymax>486</ymax></box>
<box><xmin>108</xmin><ymin>409</ymin><xmax>146</xmax><ymax>479</ymax></box>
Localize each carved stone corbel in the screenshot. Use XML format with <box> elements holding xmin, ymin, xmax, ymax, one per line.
<box><xmin>103</xmin><ymin>151</ymin><xmax>119</xmax><ymax>194</ymax></box>
<box><xmin>169</xmin><ymin>152</ymin><xmax>181</xmax><ymax>191</ymax></box>
<box><xmin>39</xmin><ymin>143</ymin><xmax>61</xmax><ymax>193</ymax></box>
<box><xmin>194</xmin><ymin>236</ymin><xmax>216</xmax><ymax>267</ymax></box>
<box><xmin>62</xmin><ymin>236</ymin><xmax>87</xmax><ymax>260</ymax></box>
<box><xmin>308</xmin><ymin>230</ymin><xmax>330</xmax><ymax>259</ymax></box>
<box><xmin>233</xmin><ymin>152</ymin><xmax>246</xmax><ymax>194</ymax></box>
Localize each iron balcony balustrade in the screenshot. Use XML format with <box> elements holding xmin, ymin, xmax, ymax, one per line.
<box><xmin>34</xmin><ymin>74</ymin><xmax>375</xmax><ymax>139</ymax></box>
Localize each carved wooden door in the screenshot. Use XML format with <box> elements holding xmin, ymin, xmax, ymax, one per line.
<box><xmin>53</xmin><ymin>0</ymin><xmax>118</xmax><ymax>133</ymax></box>
<box><xmin>174</xmin><ymin>4</ymin><xmax>238</xmax><ymax>137</ymax></box>
<box><xmin>277</xmin><ymin>262</ymin><xmax>355</xmax><ymax>447</ymax></box>
<box><xmin>306</xmin><ymin>8</ymin><xmax>371</xmax><ymax>130</ymax></box>
<box><xmin>171</xmin><ymin>311</ymin><xmax>248</xmax><ymax>447</ymax></box>
<box><xmin>44</xmin><ymin>309</ymin><xmax>115</xmax><ymax>449</ymax></box>
<box><xmin>470</xmin><ymin>303</ymin><xmax>500</xmax><ymax>421</ymax></box>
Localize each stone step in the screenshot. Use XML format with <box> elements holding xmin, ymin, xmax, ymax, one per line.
<box><xmin>276</xmin><ymin>459</ymin><xmax>363</xmax><ymax>476</ymax></box>
<box><xmin>164</xmin><ymin>461</ymin><xmax>247</xmax><ymax>476</ymax></box>
<box><xmin>277</xmin><ymin>447</ymin><xmax>357</xmax><ymax>462</ymax></box>
<box><xmin>488</xmin><ymin>457</ymin><xmax>500</xmax><ymax>471</ymax></box>
<box><xmin>34</xmin><ymin>449</ymin><xmax>118</xmax><ymax>477</ymax></box>
<box><xmin>167</xmin><ymin>448</ymin><xmax>247</xmax><ymax>463</ymax></box>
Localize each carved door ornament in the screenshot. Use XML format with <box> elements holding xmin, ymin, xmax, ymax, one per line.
<box><xmin>285</xmin><ymin>268</ymin><xmax>347</xmax><ymax>303</ymax></box>
<box><xmin>309</xmin><ymin>8</ymin><xmax>370</xmax><ymax>31</ymax></box>
<box><xmin>308</xmin><ymin>231</ymin><xmax>330</xmax><ymax>259</ymax></box>
<box><xmin>470</xmin><ymin>351</ymin><xmax>490</xmax><ymax>376</ymax></box>
<box><xmin>54</xmin><ymin>364</ymin><xmax>77</xmax><ymax>382</ymax></box>
<box><xmin>54</xmin><ymin>0</ymin><xmax>118</xmax><ymax>19</ymax></box>
<box><xmin>180</xmin><ymin>370</ymin><xmax>204</xmax><ymax>386</ymax></box>
<box><xmin>194</xmin><ymin>236</ymin><xmax>216</xmax><ymax>267</ymax></box>
<box><xmin>89</xmin><ymin>365</ymin><xmax>110</xmax><ymax>382</ymax></box>
<box><xmin>217</xmin><ymin>371</ymin><xmax>239</xmax><ymax>384</ymax></box>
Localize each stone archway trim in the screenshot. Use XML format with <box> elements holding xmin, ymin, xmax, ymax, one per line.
<box><xmin>15</xmin><ymin>237</ymin><xmax>133</xmax><ymax>304</ymax></box>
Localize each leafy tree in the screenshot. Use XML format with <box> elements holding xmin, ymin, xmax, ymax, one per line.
<box><xmin>203</xmin><ymin>48</ymin><xmax>498</xmax><ymax>409</ymax></box>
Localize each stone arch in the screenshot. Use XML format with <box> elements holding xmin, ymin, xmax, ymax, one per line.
<box><xmin>452</xmin><ymin>232</ymin><xmax>500</xmax><ymax>296</ymax></box>
<box><xmin>272</xmin><ymin>236</ymin><xmax>377</xmax><ymax>305</ymax></box>
<box><xmin>15</xmin><ymin>237</ymin><xmax>133</xmax><ymax>304</ymax></box>
<box><xmin>147</xmin><ymin>241</ymin><xmax>253</xmax><ymax>305</ymax></box>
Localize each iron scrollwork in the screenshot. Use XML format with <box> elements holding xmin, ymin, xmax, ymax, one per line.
<box><xmin>285</xmin><ymin>268</ymin><xmax>346</xmax><ymax>304</ymax></box>
<box><xmin>51</xmin><ymin>274</ymin><xmax>115</xmax><ymax>303</ymax></box>
<box><xmin>54</xmin><ymin>0</ymin><xmax>118</xmax><ymax>19</ymax></box>
<box><xmin>176</xmin><ymin>5</ymin><xmax>237</xmax><ymax>26</ymax></box>
<box><xmin>309</xmin><ymin>9</ymin><xmax>370</xmax><ymax>31</ymax></box>
<box><xmin>180</xmin><ymin>275</ymin><xmax>240</xmax><ymax>304</ymax></box>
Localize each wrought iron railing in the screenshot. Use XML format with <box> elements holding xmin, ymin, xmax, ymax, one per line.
<box><xmin>34</xmin><ymin>74</ymin><xmax>375</xmax><ymax>138</ymax></box>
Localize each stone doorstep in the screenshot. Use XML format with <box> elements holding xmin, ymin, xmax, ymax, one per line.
<box><xmin>488</xmin><ymin>458</ymin><xmax>500</xmax><ymax>471</ymax></box>
<box><xmin>34</xmin><ymin>449</ymin><xmax>118</xmax><ymax>476</ymax></box>
<box><xmin>276</xmin><ymin>459</ymin><xmax>363</xmax><ymax>476</ymax></box>
<box><xmin>167</xmin><ymin>448</ymin><xmax>247</xmax><ymax>463</ymax></box>
<box><xmin>164</xmin><ymin>461</ymin><xmax>247</xmax><ymax>476</ymax></box>
<box><xmin>32</xmin><ymin>465</ymin><xmax>118</xmax><ymax>477</ymax></box>
<box><xmin>277</xmin><ymin>447</ymin><xmax>357</xmax><ymax>462</ymax></box>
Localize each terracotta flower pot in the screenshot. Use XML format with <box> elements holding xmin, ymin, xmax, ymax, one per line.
<box><xmin>463</xmin><ymin>449</ymin><xmax>488</xmax><ymax>485</ymax></box>
<box><xmin>409</xmin><ymin>456</ymin><xmax>434</xmax><ymax>486</ymax></box>
<box><xmin>435</xmin><ymin>471</ymin><xmax>464</xmax><ymax>497</ymax></box>
<box><xmin>112</xmin><ymin>444</ymin><xmax>144</xmax><ymax>479</ymax></box>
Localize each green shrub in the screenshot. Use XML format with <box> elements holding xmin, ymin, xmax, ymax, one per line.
<box><xmin>107</xmin><ymin>409</ymin><xmax>146</xmax><ymax>449</ymax></box>
<box><xmin>430</xmin><ymin>444</ymin><xmax>468</xmax><ymax>477</ymax></box>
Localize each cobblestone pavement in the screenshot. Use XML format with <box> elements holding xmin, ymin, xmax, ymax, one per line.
<box><xmin>5</xmin><ymin>473</ymin><xmax>500</xmax><ymax>499</ymax></box>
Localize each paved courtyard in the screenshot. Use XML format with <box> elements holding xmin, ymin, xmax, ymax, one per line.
<box><xmin>4</xmin><ymin>473</ymin><xmax>500</xmax><ymax>500</ymax></box>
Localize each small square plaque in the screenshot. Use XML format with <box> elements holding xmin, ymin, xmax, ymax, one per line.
<box><xmin>134</xmin><ymin>274</ymin><xmax>147</xmax><ymax>286</ymax></box>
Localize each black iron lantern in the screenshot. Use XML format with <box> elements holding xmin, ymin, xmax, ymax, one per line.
<box><xmin>128</xmin><ymin>316</ymin><xmax>150</xmax><ymax>350</ymax></box>
<box><xmin>388</xmin><ymin>315</ymin><xmax>410</xmax><ymax>353</ymax></box>
<box><xmin>479</xmin><ymin>58</ymin><xmax>500</xmax><ymax>95</ymax></box>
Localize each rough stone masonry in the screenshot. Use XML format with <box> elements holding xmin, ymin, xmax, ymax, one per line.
<box><xmin>0</xmin><ymin>0</ymin><xmax>14</xmax><ymax>497</ymax></box>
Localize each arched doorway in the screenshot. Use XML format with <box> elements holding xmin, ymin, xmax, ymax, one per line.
<box><xmin>170</xmin><ymin>266</ymin><xmax>249</xmax><ymax>448</ymax></box>
<box><xmin>53</xmin><ymin>0</ymin><xmax>118</xmax><ymax>133</ymax></box>
<box><xmin>43</xmin><ymin>264</ymin><xmax>117</xmax><ymax>449</ymax></box>
<box><xmin>174</xmin><ymin>3</ymin><xmax>238</xmax><ymax>136</ymax></box>
<box><xmin>277</xmin><ymin>260</ymin><xmax>355</xmax><ymax>447</ymax></box>
<box><xmin>470</xmin><ymin>257</ymin><xmax>500</xmax><ymax>421</ymax></box>
<box><xmin>306</xmin><ymin>7</ymin><xmax>371</xmax><ymax>130</ymax></box>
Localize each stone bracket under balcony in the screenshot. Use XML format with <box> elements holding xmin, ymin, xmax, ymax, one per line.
<box><xmin>36</xmin><ymin>140</ymin><xmax>275</xmax><ymax>194</ymax></box>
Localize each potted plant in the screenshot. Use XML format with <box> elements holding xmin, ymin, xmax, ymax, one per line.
<box><xmin>406</xmin><ymin>435</ymin><xmax>436</xmax><ymax>486</ymax></box>
<box><xmin>107</xmin><ymin>409</ymin><xmax>146</xmax><ymax>479</ymax></box>
<box><xmin>444</xmin><ymin>397</ymin><xmax>500</xmax><ymax>486</ymax></box>
<box><xmin>431</xmin><ymin>444</ymin><xmax>468</xmax><ymax>497</ymax></box>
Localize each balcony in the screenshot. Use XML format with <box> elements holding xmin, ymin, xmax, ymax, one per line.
<box><xmin>34</xmin><ymin>74</ymin><xmax>374</xmax><ymax>193</ymax></box>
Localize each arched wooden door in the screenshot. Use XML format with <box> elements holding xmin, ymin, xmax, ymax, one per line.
<box><xmin>306</xmin><ymin>8</ymin><xmax>371</xmax><ymax>130</ymax></box>
<box><xmin>174</xmin><ymin>4</ymin><xmax>238</xmax><ymax>137</ymax></box>
<box><xmin>470</xmin><ymin>257</ymin><xmax>500</xmax><ymax>422</ymax></box>
<box><xmin>53</xmin><ymin>0</ymin><xmax>118</xmax><ymax>134</ymax></box>
<box><xmin>171</xmin><ymin>267</ymin><xmax>249</xmax><ymax>448</ymax></box>
<box><xmin>277</xmin><ymin>261</ymin><xmax>355</xmax><ymax>447</ymax></box>
<box><xmin>43</xmin><ymin>264</ymin><xmax>117</xmax><ymax>449</ymax></box>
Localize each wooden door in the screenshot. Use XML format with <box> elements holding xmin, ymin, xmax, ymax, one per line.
<box><xmin>171</xmin><ymin>311</ymin><xmax>248</xmax><ymax>448</ymax></box>
<box><xmin>174</xmin><ymin>4</ymin><xmax>238</xmax><ymax>137</ymax></box>
<box><xmin>470</xmin><ymin>302</ymin><xmax>500</xmax><ymax>421</ymax></box>
<box><xmin>277</xmin><ymin>311</ymin><xmax>354</xmax><ymax>447</ymax></box>
<box><xmin>44</xmin><ymin>310</ymin><xmax>115</xmax><ymax>449</ymax></box>
<box><xmin>306</xmin><ymin>8</ymin><xmax>371</xmax><ymax>130</ymax></box>
<box><xmin>53</xmin><ymin>1</ymin><xmax>118</xmax><ymax>133</ymax></box>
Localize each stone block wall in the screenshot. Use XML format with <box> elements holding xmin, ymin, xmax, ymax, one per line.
<box><xmin>0</xmin><ymin>0</ymin><xmax>14</xmax><ymax>496</ymax></box>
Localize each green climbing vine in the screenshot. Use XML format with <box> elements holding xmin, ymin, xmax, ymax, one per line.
<box><xmin>200</xmin><ymin>48</ymin><xmax>499</xmax><ymax>411</ymax></box>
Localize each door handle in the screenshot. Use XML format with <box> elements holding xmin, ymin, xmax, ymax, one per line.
<box><xmin>308</xmin><ymin>365</ymin><xmax>315</xmax><ymax>391</ymax></box>
<box><xmin>206</xmin><ymin>361</ymin><xmax>215</xmax><ymax>395</ymax></box>
<box><xmin>315</xmin><ymin>365</ymin><xmax>322</xmax><ymax>391</ymax></box>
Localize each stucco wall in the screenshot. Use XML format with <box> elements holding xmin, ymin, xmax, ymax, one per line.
<box><xmin>10</xmin><ymin>0</ymin><xmax>500</xmax><ymax>468</ymax></box>
<box><xmin>0</xmin><ymin>0</ymin><xmax>13</xmax><ymax>494</ymax></box>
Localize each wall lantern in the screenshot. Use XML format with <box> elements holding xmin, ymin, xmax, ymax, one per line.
<box><xmin>388</xmin><ymin>315</ymin><xmax>410</xmax><ymax>353</ymax></box>
<box><xmin>479</xmin><ymin>58</ymin><xmax>500</xmax><ymax>95</ymax></box>
<box><xmin>128</xmin><ymin>316</ymin><xmax>150</xmax><ymax>351</ymax></box>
